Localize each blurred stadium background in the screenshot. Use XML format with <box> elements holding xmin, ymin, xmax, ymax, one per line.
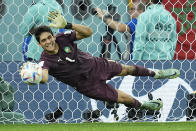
<box><xmin>0</xmin><ymin>0</ymin><xmax>196</xmax><ymax>128</ymax></box>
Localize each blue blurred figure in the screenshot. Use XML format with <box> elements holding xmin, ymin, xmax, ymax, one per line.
<box><xmin>19</xmin><ymin>0</ymin><xmax>65</xmax><ymax>61</ymax></box>
<box><xmin>95</xmin><ymin>2</ymin><xmax>145</xmax><ymax>60</ymax></box>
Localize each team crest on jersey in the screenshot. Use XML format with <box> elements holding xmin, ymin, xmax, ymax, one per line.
<box><xmin>64</xmin><ymin>46</ymin><xmax>71</xmax><ymax>53</ymax></box>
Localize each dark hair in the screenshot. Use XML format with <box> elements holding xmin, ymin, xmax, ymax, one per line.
<box><xmin>35</xmin><ymin>25</ymin><xmax>53</xmax><ymax>42</ymax></box>
<box><xmin>31</xmin><ymin>0</ymin><xmax>65</xmax><ymax>11</ymax></box>
<box><xmin>137</xmin><ymin>3</ymin><xmax>145</xmax><ymax>11</ymax></box>
<box><xmin>56</xmin><ymin>0</ymin><xmax>65</xmax><ymax>10</ymax></box>
<box><xmin>152</xmin><ymin>0</ymin><xmax>162</xmax><ymax>4</ymax></box>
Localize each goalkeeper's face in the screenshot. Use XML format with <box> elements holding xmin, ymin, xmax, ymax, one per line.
<box><xmin>38</xmin><ymin>32</ymin><xmax>56</xmax><ymax>52</ymax></box>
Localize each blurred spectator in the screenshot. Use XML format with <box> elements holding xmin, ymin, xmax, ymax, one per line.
<box><xmin>0</xmin><ymin>0</ymin><xmax>6</xmax><ymax>19</ymax></box>
<box><xmin>132</xmin><ymin>0</ymin><xmax>177</xmax><ymax>60</ymax></box>
<box><xmin>95</xmin><ymin>2</ymin><xmax>145</xmax><ymax>60</ymax></box>
<box><xmin>163</xmin><ymin>0</ymin><xmax>196</xmax><ymax>59</ymax></box>
<box><xmin>19</xmin><ymin>0</ymin><xmax>64</xmax><ymax>61</ymax></box>
<box><xmin>0</xmin><ymin>77</ymin><xmax>25</xmax><ymax>124</ymax></box>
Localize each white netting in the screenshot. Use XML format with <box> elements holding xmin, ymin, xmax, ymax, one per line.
<box><xmin>0</xmin><ymin>0</ymin><xmax>196</xmax><ymax>123</ymax></box>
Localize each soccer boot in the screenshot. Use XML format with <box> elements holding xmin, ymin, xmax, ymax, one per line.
<box><xmin>153</xmin><ymin>69</ymin><xmax>180</xmax><ymax>79</ymax></box>
<box><xmin>140</xmin><ymin>99</ymin><xmax>163</xmax><ymax>110</ymax></box>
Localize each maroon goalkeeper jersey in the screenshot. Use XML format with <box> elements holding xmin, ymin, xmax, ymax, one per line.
<box><xmin>39</xmin><ymin>31</ymin><xmax>95</xmax><ymax>86</ymax></box>
<box><xmin>39</xmin><ymin>30</ymin><xmax>122</xmax><ymax>102</ymax></box>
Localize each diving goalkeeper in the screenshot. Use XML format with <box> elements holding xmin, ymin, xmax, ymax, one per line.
<box><xmin>20</xmin><ymin>10</ymin><xmax>180</xmax><ymax>111</ymax></box>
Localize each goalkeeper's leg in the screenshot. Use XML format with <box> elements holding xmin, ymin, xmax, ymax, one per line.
<box><xmin>116</xmin><ymin>89</ymin><xmax>163</xmax><ymax>110</ymax></box>
<box><xmin>117</xmin><ymin>64</ymin><xmax>180</xmax><ymax>79</ymax></box>
<box><xmin>77</xmin><ymin>78</ymin><xmax>162</xmax><ymax>110</ymax></box>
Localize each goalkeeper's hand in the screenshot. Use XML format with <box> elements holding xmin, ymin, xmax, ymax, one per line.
<box><xmin>20</xmin><ymin>62</ymin><xmax>43</xmax><ymax>85</ymax></box>
<box><xmin>47</xmin><ymin>10</ymin><xmax>67</xmax><ymax>29</ymax></box>
<box><xmin>19</xmin><ymin>63</ymin><xmax>35</xmax><ymax>85</ymax></box>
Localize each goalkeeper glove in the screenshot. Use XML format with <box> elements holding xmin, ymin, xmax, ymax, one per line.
<box><xmin>47</xmin><ymin>10</ymin><xmax>72</xmax><ymax>29</ymax></box>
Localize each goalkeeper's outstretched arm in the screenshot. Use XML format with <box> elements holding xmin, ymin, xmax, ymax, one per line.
<box><xmin>40</xmin><ymin>69</ymin><xmax>49</xmax><ymax>83</ymax></box>
<box><xmin>20</xmin><ymin>62</ymin><xmax>49</xmax><ymax>85</ymax></box>
<box><xmin>47</xmin><ymin>10</ymin><xmax>93</xmax><ymax>40</ymax></box>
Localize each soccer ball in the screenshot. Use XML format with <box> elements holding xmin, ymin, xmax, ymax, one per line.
<box><xmin>20</xmin><ymin>62</ymin><xmax>42</xmax><ymax>84</ymax></box>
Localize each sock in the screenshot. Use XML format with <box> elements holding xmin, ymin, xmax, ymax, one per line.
<box><xmin>125</xmin><ymin>98</ymin><xmax>142</xmax><ymax>108</ymax></box>
<box><xmin>131</xmin><ymin>65</ymin><xmax>155</xmax><ymax>77</ymax></box>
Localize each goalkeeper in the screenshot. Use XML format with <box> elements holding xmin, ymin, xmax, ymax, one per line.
<box><xmin>20</xmin><ymin>10</ymin><xmax>180</xmax><ymax>111</ymax></box>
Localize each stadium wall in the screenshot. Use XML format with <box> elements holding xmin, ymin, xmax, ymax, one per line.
<box><xmin>0</xmin><ymin>60</ymin><xmax>196</xmax><ymax>123</ymax></box>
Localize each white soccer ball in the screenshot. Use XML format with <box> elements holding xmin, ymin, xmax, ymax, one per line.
<box><xmin>20</xmin><ymin>62</ymin><xmax>42</xmax><ymax>84</ymax></box>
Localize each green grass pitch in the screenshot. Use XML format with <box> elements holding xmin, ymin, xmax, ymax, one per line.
<box><xmin>0</xmin><ymin>122</ymin><xmax>195</xmax><ymax>131</ymax></box>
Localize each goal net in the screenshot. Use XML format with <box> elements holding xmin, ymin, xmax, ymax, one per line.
<box><xmin>0</xmin><ymin>0</ymin><xmax>195</xmax><ymax>123</ymax></box>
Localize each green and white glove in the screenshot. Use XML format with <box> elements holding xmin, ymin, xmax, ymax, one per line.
<box><xmin>47</xmin><ymin>10</ymin><xmax>67</xmax><ymax>29</ymax></box>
